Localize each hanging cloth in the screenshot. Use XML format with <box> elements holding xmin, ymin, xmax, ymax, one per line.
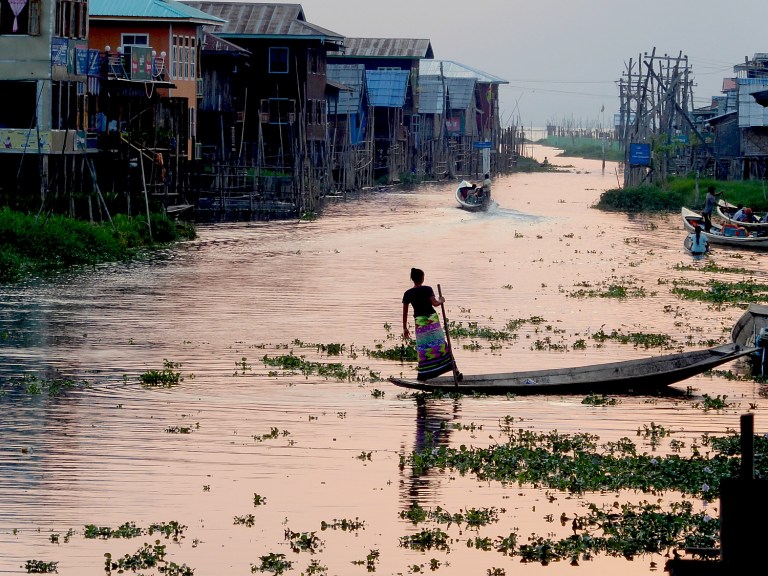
<box><xmin>8</xmin><ymin>0</ymin><xmax>28</xmax><ymax>33</ymax></box>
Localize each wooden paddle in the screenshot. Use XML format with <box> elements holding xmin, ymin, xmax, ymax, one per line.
<box><xmin>437</xmin><ymin>284</ymin><xmax>461</xmax><ymax>386</ymax></box>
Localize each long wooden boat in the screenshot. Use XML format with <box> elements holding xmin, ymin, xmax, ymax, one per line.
<box><xmin>388</xmin><ymin>343</ymin><xmax>755</xmax><ymax>395</ymax></box>
<box><xmin>455</xmin><ymin>180</ymin><xmax>490</xmax><ymax>211</ymax></box>
<box><xmin>716</xmin><ymin>200</ymin><xmax>768</xmax><ymax>231</ymax></box>
<box><xmin>731</xmin><ymin>303</ymin><xmax>768</xmax><ymax>348</ymax></box>
<box><xmin>681</xmin><ymin>207</ymin><xmax>768</xmax><ymax>249</ymax></box>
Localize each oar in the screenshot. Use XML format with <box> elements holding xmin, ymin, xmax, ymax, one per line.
<box><xmin>437</xmin><ymin>284</ymin><xmax>461</xmax><ymax>386</ymax></box>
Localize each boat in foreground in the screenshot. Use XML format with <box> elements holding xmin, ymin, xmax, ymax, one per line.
<box><xmin>681</xmin><ymin>207</ymin><xmax>768</xmax><ymax>249</ymax></box>
<box><xmin>388</xmin><ymin>343</ymin><xmax>755</xmax><ymax>395</ymax></box>
<box><xmin>455</xmin><ymin>180</ymin><xmax>489</xmax><ymax>211</ymax></box>
<box><xmin>716</xmin><ymin>200</ymin><xmax>768</xmax><ymax>231</ymax></box>
<box><xmin>731</xmin><ymin>304</ymin><xmax>768</xmax><ymax>375</ymax></box>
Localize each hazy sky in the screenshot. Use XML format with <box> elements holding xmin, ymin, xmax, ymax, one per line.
<box><xmin>290</xmin><ymin>0</ymin><xmax>768</xmax><ymax>129</ymax></box>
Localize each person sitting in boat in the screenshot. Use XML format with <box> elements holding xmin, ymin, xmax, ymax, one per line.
<box><xmin>459</xmin><ymin>183</ymin><xmax>476</xmax><ymax>201</ymax></box>
<box><xmin>732</xmin><ymin>204</ymin><xmax>748</xmax><ymax>221</ymax></box>
<box><xmin>688</xmin><ymin>224</ymin><xmax>709</xmax><ymax>255</ymax></box>
<box><xmin>733</xmin><ymin>207</ymin><xmax>758</xmax><ymax>222</ymax></box>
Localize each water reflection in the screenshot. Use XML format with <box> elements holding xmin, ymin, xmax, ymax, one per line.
<box><xmin>1</xmin><ymin>149</ymin><xmax>767</xmax><ymax>575</ymax></box>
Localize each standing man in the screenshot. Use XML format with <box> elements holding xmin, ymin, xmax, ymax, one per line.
<box><xmin>702</xmin><ymin>185</ymin><xmax>722</xmax><ymax>232</ymax></box>
<box><xmin>482</xmin><ymin>173</ymin><xmax>491</xmax><ymax>199</ymax></box>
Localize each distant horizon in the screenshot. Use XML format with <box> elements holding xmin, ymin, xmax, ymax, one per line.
<box><xmin>288</xmin><ymin>0</ymin><xmax>766</xmax><ymax>128</ymax></box>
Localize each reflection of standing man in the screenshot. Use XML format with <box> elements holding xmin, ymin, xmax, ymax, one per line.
<box><xmin>702</xmin><ymin>185</ymin><xmax>722</xmax><ymax>232</ymax></box>
<box><xmin>4</xmin><ymin>136</ymin><xmax>11</xmax><ymax>148</ymax></box>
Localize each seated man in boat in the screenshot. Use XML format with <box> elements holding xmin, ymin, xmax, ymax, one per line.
<box><xmin>459</xmin><ymin>183</ymin><xmax>476</xmax><ymax>201</ymax></box>
<box><xmin>737</xmin><ymin>207</ymin><xmax>758</xmax><ymax>223</ymax></box>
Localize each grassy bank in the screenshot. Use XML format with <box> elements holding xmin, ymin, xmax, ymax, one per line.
<box><xmin>0</xmin><ymin>208</ymin><xmax>196</xmax><ymax>283</ymax></box>
<box><xmin>597</xmin><ymin>178</ymin><xmax>768</xmax><ymax>213</ymax></box>
<box><xmin>537</xmin><ymin>136</ymin><xmax>624</xmax><ymax>162</ymax></box>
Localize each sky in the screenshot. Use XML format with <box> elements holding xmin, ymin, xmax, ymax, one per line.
<box><xmin>288</xmin><ymin>0</ymin><xmax>768</xmax><ymax>129</ymax></box>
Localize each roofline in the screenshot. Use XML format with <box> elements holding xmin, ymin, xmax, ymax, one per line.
<box><xmin>91</xmin><ymin>16</ymin><xmax>225</xmax><ymax>25</ymax></box>
<box><xmin>216</xmin><ymin>33</ymin><xmax>343</xmax><ymax>43</ymax></box>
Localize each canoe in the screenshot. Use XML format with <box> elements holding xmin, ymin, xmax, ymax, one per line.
<box><xmin>388</xmin><ymin>343</ymin><xmax>755</xmax><ymax>395</ymax></box>
<box><xmin>731</xmin><ymin>303</ymin><xmax>768</xmax><ymax>348</ymax></box>
<box><xmin>716</xmin><ymin>200</ymin><xmax>768</xmax><ymax>231</ymax></box>
<box><xmin>681</xmin><ymin>207</ymin><xmax>768</xmax><ymax>249</ymax></box>
<box><xmin>455</xmin><ymin>180</ymin><xmax>490</xmax><ymax>211</ymax></box>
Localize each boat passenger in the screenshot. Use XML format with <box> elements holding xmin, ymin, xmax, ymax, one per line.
<box><xmin>459</xmin><ymin>183</ymin><xmax>476</xmax><ymax>200</ymax></box>
<box><xmin>402</xmin><ymin>268</ymin><xmax>460</xmax><ymax>381</ymax></box>
<box><xmin>482</xmin><ymin>173</ymin><xmax>491</xmax><ymax>198</ymax></box>
<box><xmin>737</xmin><ymin>207</ymin><xmax>758</xmax><ymax>223</ymax></box>
<box><xmin>732</xmin><ymin>204</ymin><xmax>746</xmax><ymax>221</ymax></box>
<box><xmin>688</xmin><ymin>225</ymin><xmax>709</xmax><ymax>255</ymax></box>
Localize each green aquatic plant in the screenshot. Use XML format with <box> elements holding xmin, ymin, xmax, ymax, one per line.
<box><xmin>590</xmin><ymin>328</ymin><xmax>676</xmax><ymax>349</ymax></box>
<box><xmin>24</xmin><ymin>560</ymin><xmax>59</xmax><ymax>573</ymax></box>
<box><xmin>285</xmin><ymin>529</ymin><xmax>323</xmax><ymax>554</ymax></box>
<box><xmin>671</xmin><ymin>278</ymin><xmax>768</xmax><ymax>306</ymax></box>
<box><xmin>399</xmin><ymin>528</ymin><xmax>450</xmax><ymax>552</ymax></box>
<box><xmin>581</xmin><ymin>393</ymin><xmax>618</xmax><ymax>406</ymax></box>
<box><xmin>234</xmin><ymin>514</ymin><xmax>255</xmax><ymax>527</ymax></box>
<box><xmin>139</xmin><ymin>359</ymin><xmax>183</xmax><ymax>387</ymax></box>
<box><xmin>253</xmin><ymin>553</ymin><xmax>292</xmax><ymax>574</ymax></box>
<box><xmin>320</xmin><ymin>518</ymin><xmax>365</xmax><ymax>531</ymax></box>
<box><xmin>104</xmin><ymin>542</ymin><xmax>194</xmax><ymax>575</ymax></box>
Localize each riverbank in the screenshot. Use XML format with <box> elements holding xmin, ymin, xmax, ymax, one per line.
<box><xmin>537</xmin><ymin>135</ymin><xmax>624</xmax><ymax>162</ymax></box>
<box><xmin>597</xmin><ymin>178</ymin><xmax>768</xmax><ymax>213</ymax></box>
<box><xmin>0</xmin><ymin>208</ymin><xmax>196</xmax><ymax>283</ymax></box>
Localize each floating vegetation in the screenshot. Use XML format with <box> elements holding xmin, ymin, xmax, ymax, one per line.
<box><xmin>139</xmin><ymin>360</ymin><xmax>183</xmax><ymax>387</ymax></box>
<box><xmin>253</xmin><ymin>553</ymin><xmax>292</xmax><ymax>574</ymax></box>
<box><xmin>581</xmin><ymin>393</ymin><xmax>618</xmax><ymax>406</ymax></box>
<box><xmin>364</xmin><ymin>343</ymin><xmax>417</xmax><ymax>362</ymax></box>
<box><xmin>1</xmin><ymin>374</ymin><xmax>89</xmax><ymax>397</ymax></box>
<box><xmin>234</xmin><ymin>514</ymin><xmax>255</xmax><ymax>527</ymax></box>
<box><xmin>320</xmin><ymin>518</ymin><xmax>365</xmax><ymax>532</ymax></box>
<box><xmin>253</xmin><ymin>427</ymin><xmax>290</xmax><ymax>442</ymax></box>
<box><xmin>165</xmin><ymin>425</ymin><xmax>194</xmax><ymax>434</ymax></box>
<box><xmin>670</xmin><ymin>278</ymin><xmax>768</xmax><ymax>306</ymax></box>
<box><xmin>399</xmin><ymin>528</ymin><xmax>451</xmax><ymax>552</ymax></box>
<box><xmin>673</xmin><ymin>261</ymin><xmax>749</xmax><ymax>274</ymax></box>
<box><xmin>401</xmin><ymin>427</ymin><xmax>768</xmax><ymax>499</ymax></box>
<box><xmin>104</xmin><ymin>542</ymin><xmax>194</xmax><ymax>575</ymax></box>
<box><xmin>284</xmin><ymin>529</ymin><xmax>323</xmax><ymax>554</ymax></box>
<box><xmin>24</xmin><ymin>560</ymin><xmax>58</xmax><ymax>573</ymax></box>
<box><xmin>591</xmin><ymin>327</ymin><xmax>676</xmax><ymax>350</ymax></box>
<box><xmin>697</xmin><ymin>394</ymin><xmax>732</xmax><ymax>411</ymax></box>
<box><xmin>446</xmin><ymin>316</ymin><xmax>546</xmax><ymax>342</ymax></box>
<box><xmin>261</xmin><ymin>353</ymin><xmax>367</xmax><ymax>381</ymax></box>
<box><xmin>85</xmin><ymin>521</ymin><xmax>186</xmax><ymax>542</ymax></box>
<box><xmin>351</xmin><ymin>549</ymin><xmax>379</xmax><ymax>571</ymax></box>
<box><xmin>253</xmin><ymin>494</ymin><xmax>266</xmax><ymax>506</ymax></box>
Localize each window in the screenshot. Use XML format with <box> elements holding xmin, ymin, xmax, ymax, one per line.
<box><xmin>260</xmin><ymin>98</ymin><xmax>296</xmax><ymax>124</ymax></box>
<box><xmin>121</xmin><ymin>33</ymin><xmax>149</xmax><ymax>69</ymax></box>
<box><xmin>190</xmin><ymin>37</ymin><xmax>196</xmax><ymax>79</ymax></box>
<box><xmin>1</xmin><ymin>0</ymin><xmax>42</xmax><ymax>35</ymax></box>
<box><xmin>269</xmin><ymin>47</ymin><xmax>289</xmax><ymax>74</ymax></box>
<box><xmin>184</xmin><ymin>36</ymin><xmax>189</xmax><ymax>79</ymax></box>
<box><xmin>53</xmin><ymin>0</ymin><xmax>86</xmax><ymax>39</ymax></box>
<box><xmin>0</xmin><ymin>81</ymin><xmax>36</xmax><ymax>128</ymax></box>
<box><xmin>171</xmin><ymin>35</ymin><xmax>178</xmax><ymax>79</ymax></box>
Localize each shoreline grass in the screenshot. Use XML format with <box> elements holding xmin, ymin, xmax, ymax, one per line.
<box><xmin>0</xmin><ymin>207</ymin><xmax>196</xmax><ymax>283</ymax></box>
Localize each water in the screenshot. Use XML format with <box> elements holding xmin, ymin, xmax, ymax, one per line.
<box><xmin>1</xmin><ymin>147</ymin><xmax>767</xmax><ymax>575</ymax></box>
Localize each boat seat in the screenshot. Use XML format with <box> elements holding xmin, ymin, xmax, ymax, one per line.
<box><xmin>722</xmin><ymin>223</ymin><xmax>748</xmax><ymax>237</ymax></box>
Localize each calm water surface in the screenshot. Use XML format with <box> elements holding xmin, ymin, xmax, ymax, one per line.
<box><xmin>1</xmin><ymin>147</ymin><xmax>767</xmax><ymax>575</ymax></box>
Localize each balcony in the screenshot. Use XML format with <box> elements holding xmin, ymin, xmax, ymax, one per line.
<box><xmin>105</xmin><ymin>48</ymin><xmax>171</xmax><ymax>85</ymax></box>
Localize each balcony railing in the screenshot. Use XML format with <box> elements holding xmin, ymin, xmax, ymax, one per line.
<box><xmin>106</xmin><ymin>51</ymin><xmax>168</xmax><ymax>83</ymax></box>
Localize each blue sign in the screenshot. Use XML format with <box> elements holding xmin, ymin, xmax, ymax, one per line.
<box><xmin>473</xmin><ymin>141</ymin><xmax>492</xmax><ymax>149</ymax></box>
<box><xmin>629</xmin><ymin>143</ymin><xmax>651</xmax><ymax>166</ymax></box>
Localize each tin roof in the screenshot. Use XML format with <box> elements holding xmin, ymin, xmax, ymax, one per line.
<box><xmin>419</xmin><ymin>59</ymin><xmax>508</xmax><ymax>84</ymax></box>
<box><xmin>365</xmin><ymin>70</ymin><xmax>409</xmax><ymax>108</ymax></box>
<box><xmin>182</xmin><ymin>2</ymin><xmax>343</xmax><ymax>42</ymax></box>
<box><xmin>416</xmin><ymin>76</ymin><xmax>475</xmax><ymax>113</ymax></box>
<box><xmin>327</xmin><ymin>64</ymin><xmax>365</xmax><ymax>114</ymax></box>
<box><xmin>90</xmin><ymin>0</ymin><xmax>225</xmax><ymax>23</ymax></box>
<box><xmin>332</xmin><ymin>38</ymin><xmax>433</xmax><ymax>59</ymax></box>
<box><xmin>201</xmin><ymin>31</ymin><xmax>251</xmax><ymax>55</ymax></box>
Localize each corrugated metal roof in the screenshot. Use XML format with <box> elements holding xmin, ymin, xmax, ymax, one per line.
<box><xmin>419</xmin><ymin>59</ymin><xmax>508</xmax><ymax>84</ymax></box>
<box><xmin>182</xmin><ymin>2</ymin><xmax>343</xmax><ymax>41</ymax></box>
<box><xmin>365</xmin><ymin>70</ymin><xmax>409</xmax><ymax>108</ymax></box>
<box><xmin>327</xmin><ymin>64</ymin><xmax>364</xmax><ymax>114</ymax></box>
<box><xmin>332</xmin><ymin>38</ymin><xmax>433</xmax><ymax>59</ymax></box>
<box><xmin>417</xmin><ymin>75</ymin><xmax>444</xmax><ymax>114</ymax></box>
<box><xmin>201</xmin><ymin>32</ymin><xmax>251</xmax><ymax>55</ymax></box>
<box><xmin>90</xmin><ymin>0</ymin><xmax>225</xmax><ymax>23</ymax></box>
<box><xmin>415</xmin><ymin>76</ymin><xmax>476</xmax><ymax>113</ymax></box>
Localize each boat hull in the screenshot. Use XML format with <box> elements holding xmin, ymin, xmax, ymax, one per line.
<box><xmin>681</xmin><ymin>207</ymin><xmax>768</xmax><ymax>249</ymax></box>
<box><xmin>455</xmin><ymin>181</ymin><xmax>490</xmax><ymax>211</ymax></box>
<box><xmin>388</xmin><ymin>343</ymin><xmax>755</xmax><ymax>394</ymax></box>
<box><xmin>716</xmin><ymin>201</ymin><xmax>768</xmax><ymax>231</ymax></box>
